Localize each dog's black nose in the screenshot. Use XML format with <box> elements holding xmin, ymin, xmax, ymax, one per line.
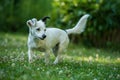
<box><xmin>42</xmin><ymin>34</ymin><xmax>46</xmax><ymax>39</ymax></box>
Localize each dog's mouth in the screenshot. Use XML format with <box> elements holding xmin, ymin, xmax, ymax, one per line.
<box><xmin>38</xmin><ymin>37</ymin><xmax>45</xmax><ymax>40</ymax></box>
<box><xmin>38</xmin><ymin>36</ymin><xmax>46</xmax><ymax>40</ymax></box>
<box><xmin>35</xmin><ymin>34</ymin><xmax>46</xmax><ymax>40</ymax></box>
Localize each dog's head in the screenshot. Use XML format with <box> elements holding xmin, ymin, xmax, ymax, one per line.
<box><xmin>26</xmin><ymin>17</ymin><xmax>50</xmax><ymax>40</ymax></box>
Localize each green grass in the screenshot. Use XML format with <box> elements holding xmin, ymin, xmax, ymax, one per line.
<box><xmin>0</xmin><ymin>33</ymin><xmax>120</xmax><ymax>80</ymax></box>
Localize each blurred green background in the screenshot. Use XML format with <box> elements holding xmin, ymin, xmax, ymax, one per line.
<box><xmin>0</xmin><ymin>0</ymin><xmax>120</xmax><ymax>49</ymax></box>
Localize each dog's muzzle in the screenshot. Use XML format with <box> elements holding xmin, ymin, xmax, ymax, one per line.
<box><xmin>38</xmin><ymin>34</ymin><xmax>46</xmax><ymax>40</ymax></box>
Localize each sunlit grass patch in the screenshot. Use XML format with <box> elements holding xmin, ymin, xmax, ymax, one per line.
<box><xmin>0</xmin><ymin>33</ymin><xmax>120</xmax><ymax>80</ymax></box>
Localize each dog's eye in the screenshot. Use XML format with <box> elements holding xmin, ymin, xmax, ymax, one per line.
<box><xmin>36</xmin><ymin>28</ymin><xmax>40</xmax><ymax>31</ymax></box>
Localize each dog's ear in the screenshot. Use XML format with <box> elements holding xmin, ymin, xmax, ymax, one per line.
<box><xmin>26</xmin><ymin>20</ymin><xmax>31</xmax><ymax>27</ymax></box>
<box><xmin>41</xmin><ymin>16</ymin><xmax>50</xmax><ymax>23</ymax></box>
<box><xmin>26</xmin><ymin>18</ymin><xmax>37</xmax><ymax>27</ymax></box>
<box><xmin>26</xmin><ymin>20</ymin><xmax>32</xmax><ymax>27</ymax></box>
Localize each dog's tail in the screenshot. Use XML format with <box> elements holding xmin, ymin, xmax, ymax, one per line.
<box><xmin>66</xmin><ymin>14</ymin><xmax>90</xmax><ymax>35</ymax></box>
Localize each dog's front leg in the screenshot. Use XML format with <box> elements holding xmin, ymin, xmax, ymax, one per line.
<box><xmin>28</xmin><ymin>48</ymin><xmax>34</xmax><ymax>63</ymax></box>
<box><xmin>44</xmin><ymin>50</ymin><xmax>50</xmax><ymax>64</ymax></box>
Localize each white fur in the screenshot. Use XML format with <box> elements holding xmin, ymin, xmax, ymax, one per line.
<box><xmin>26</xmin><ymin>14</ymin><xmax>89</xmax><ymax>64</ymax></box>
<box><xmin>66</xmin><ymin>14</ymin><xmax>90</xmax><ymax>34</ymax></box>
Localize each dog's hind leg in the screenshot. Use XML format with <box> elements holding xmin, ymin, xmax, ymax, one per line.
<box><xmin>52</xmin><ymin>43</ymin><xmax>59</xmax><ymax>57</ymax></box>
<box><xmin>53</xmin><ymin>40</ymin><xmax>69</xmax><ymax>64</ymax></box>
<box><xmin>53</xmin><ymin>44</ymin><xmax>65</xmax><ymax>64</ymax></box>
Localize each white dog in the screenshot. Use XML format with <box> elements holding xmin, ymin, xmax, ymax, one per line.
<box><xmin>26</xmin><ymin>14</ymin><xmax>89</xmax><ymax>64</ymax></box>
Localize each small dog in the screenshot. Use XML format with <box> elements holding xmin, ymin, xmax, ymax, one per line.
<box><xmin>26</xmin><ymin>14</ymin><xmax>89</xmax><ymax>64</ymax></box>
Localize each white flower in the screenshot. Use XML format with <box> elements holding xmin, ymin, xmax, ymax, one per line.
<box><xmin>93</xmin><ymin>78</ymin><xmax>97</xmax><ymax>80</ymax></box>
<box><xmin>37</xmin><ymin>68</ymin><xmax>40</xmax><ymax>70</ymax></box>
<box><xmin>59</xmin><ymin>70</ymin><xmax>63</xmax><ymax>74</ymax></box>
<box><xmin>11</xmin><ymin>63</ymin><xmax>15</xmax><ymax>67</ymax></box>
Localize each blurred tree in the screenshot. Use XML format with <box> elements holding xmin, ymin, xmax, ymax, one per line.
<box><xmin>0</xmin><ymin>0</ymin><xmax>52</xmax><ymax>32</ymax></box>
<box><xmin>0</xmin><ymin>0</ymin><xmax>120</xmax><ymax>47</ymax></box>
<box><xmin>51</xmin><ymin>0</ymin><xmax>120</xmax><ymax>47</ymax></box>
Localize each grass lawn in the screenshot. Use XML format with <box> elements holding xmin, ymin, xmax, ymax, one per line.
<box><xmin>0</xmin><ymin>33</ymin><xmax>120</xmax><ymax>80</ymax></box>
